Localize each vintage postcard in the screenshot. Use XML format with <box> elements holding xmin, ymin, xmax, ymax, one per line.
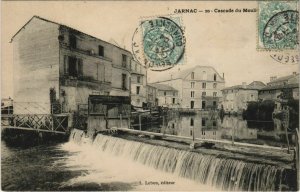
<box><xmin>1</xmin><ymin>1</ymin><xmax>299</xmax><ymax>191</ymax></box>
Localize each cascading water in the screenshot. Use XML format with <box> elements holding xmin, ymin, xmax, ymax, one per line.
<box><xmin>69</xmin><ymin>129</ymin><xmax>288</xmax><ymax>191</ymax></box>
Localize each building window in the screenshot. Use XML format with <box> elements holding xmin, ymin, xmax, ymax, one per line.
<box><xmin>213</xmin><ymin>92</ymin><xmax>217</xmax><ymax>97</ymax></box>
<box><xmin>213</xmin><ymin>121</ymin><xmax>217</xmax><ymax>126</ymax></box>
<box><xmin>214</xmin><ymin>74</ymin><xmax>217</xmax><ymax>81</ymax></box>
<box><xmin>122</xmin><ymin>74</ymin><xmax>127</xmax><ymax>90</ymax></box>
<box><xmin>137</xmin><ymin>76</ymin><xmax>141</xmax><ymax>83</ymax></box>
<box><xmin>202</xmin><ymin>92</ymin><xmax>206</xmax><ymax>96</ymax></box>
<box><xmin>190</xmin><ymin>118</ymin><xmax>194</xmax><ymax>126</ymax></box>
<box><xmin>172</xmin><ymin>98</ymin><xmax>175</xmax><ymax>104</ymax></box>
<box><xmin>202</xmin><ymin>130</ymin><xmax>205</xmax><ymax>135</ymax></box>
<box><xmin>191</xmin><ymin>91</ymin><xmax>195</xmax><ymax>98</ymax></box>
<box><xmin>137</xmin><ymin>99</ymin><xmax>140</xmax><ymax>103</ymax></box>
<box><xmin>122</xmin><ymin>54</ymin><xmax>127</xmax><ymax>67</ymax></box>
<box><xmin>202</xmin><ymin>101</ymin><xmax>206</xmax><ymax>109</ymax></box>
<box><xmin>191</xmin><ymin>72</ymin><xmax>194</xmax><ymax>79</ymax></box>
<box><xmin>213</xmin><ymin>101</ymin><xmax>217</xmax><ymax>107</ymax></box>
<box><xmin>164</xmin><ymin>91</ymin><xmax>166</xmax><ymax>96</ymax></box>
<box><xmin>202</xmin><ymin>118</ymin><xmax>206</xmax><ymax>126</ymax></box>
<box><xmin>202</xmin><ymin>83</ymin><xmax>206</xmax><ymax>89</ymax></box>
<box><xmin>213</xmin><ymin>83</ymin><xmax>217</xmax><ymax>88</ymax></box>
<box><xmin>136</xmin><ymin>86</ymin><xmax>140</xmax><ymax>95</ymax></box>
<box><xmin>64</xmin><ymin>55</ymin><xmax>68</xmax><ymax>75</ymax></box>
<box><xmin>172</xmin><ymin>123</ymin><xmax>175</xmax><ymax>129</ymax></box>
<box><xmin>67</xmin><ymin>56</ymin><xmax>83</xmax><ymax>78</ymax></box>
<box><xmin>190</xmin><ymin>130</ymin><xmax>193</xmax><ymax>136</ymax></box>
<box><xmin>69</xmin><ymin>34</ymin><xmax>77</xmax><ymax>49</ymax></box>
<box><xmin>191</xmin><ymin>82</ymin><xmax>195</xmax><ymax>88</ymax></box>
<box><xmin>173</xmin><ymin>92</ymin><xmax>176</xmax><ymax>96</ymax></box>
<box><xmin>98</xmin><ymin>45</ymin><xmax>104</xmax><ymax>57</ymax></box>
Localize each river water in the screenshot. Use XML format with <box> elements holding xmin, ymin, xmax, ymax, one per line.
<box><xmin>2</xmin><ymin>127</ymin><xmax>293</xmax><ymax>191</ymax></box>
<box><xmin>1</xmin><ymin>139</ymin><xmax>210</xmax><ymax>191</ymax></box>
<box><xmin>134</xmin><ymin>114</ymin><xmax>295</xmax><ymax>147</ymax></box>
<box><xmin>1</xmin><ymin>113</ymin><xmax>296</xmax><ymax>191</ymax></box>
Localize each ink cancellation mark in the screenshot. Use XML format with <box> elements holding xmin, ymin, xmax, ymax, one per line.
<box><xmin>258</xmin><ymin>1</ymin><xmax>299</xmax><ymax>51</ymax></box>
<box><xmin>263</xmin><ymin>10</ymin><xmax>299</xmax><ymax>49</ymax></box>
<box><xmin>270</xmin><ymin>53</ymin><xmax>299</xmax><ymax>65</ymax></box>
<box><xmin>132</xmin><ymin>16</ymin><xmax>185</xmax><ymax>71</ymax></box>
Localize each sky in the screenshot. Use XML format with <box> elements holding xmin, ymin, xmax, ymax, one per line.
<box><xmin>1</xmin><ymin>1</ymin><xmax>299</xmax><ymax>98</ymax></box>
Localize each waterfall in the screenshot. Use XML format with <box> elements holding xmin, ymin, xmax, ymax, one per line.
<box><xmin>69</xmin><ymin>129</ymin><xmax>286</xmax><ymax>191</ymax></box>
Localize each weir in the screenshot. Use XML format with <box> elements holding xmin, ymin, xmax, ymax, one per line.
<box><xmin>70</xmin><ymin>129</ymin><xmax>295</xmax><ymax>191</ymax></box>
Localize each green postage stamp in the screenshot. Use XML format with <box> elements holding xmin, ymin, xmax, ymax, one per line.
<box><xmin>258</xmin><ymin>1</ymin><xmax>299</xmax><ymax>50</ymax></box>
<box><xmin>132</xmin><ymin>16</ymin><xmax>186</xmax><ymax>71</ymax></box>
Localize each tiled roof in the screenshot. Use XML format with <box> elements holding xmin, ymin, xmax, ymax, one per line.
<box><xmin>148</xmin><ymin>83</ymin><xmax>178</xmax><ymax>91</ymax></box>
<box><xmin>267</xmin><ymin>74</ymin><xmax>298</xmax><ymax>84</ymax></box>
<box><xmin>222</xmin><ymin>81</ymin><xmax>266</xmax><ymax>91</ymax></box>
<box><xmin>260</xmin><ymin>83</ymin><xmax>299</xmax><ymax>91</ymax></box>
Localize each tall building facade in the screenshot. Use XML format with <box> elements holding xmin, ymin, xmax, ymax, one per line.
<box><xmin>221</xmin><ymin>81</ymin><xmax>265</xmax><ymax>113</ymax></box>
<box><xmin>153</xmin><ymin>65</ymin><xmax>225</xmax><ymax>110</ymax></box>
<box><xmin>130</xmin><ymin>60</ymin><xmax>147</xmax><ymax>108</ymax></box>
<box><xmin>11</xmin><ymin>16</ymin><xmax>132</xmax><ymax>114</ymax></box>
<box><xmin>148</xmin><ymin>83</ymin><xmax>179</xmax><ymax>108</ymax></box>
<box><xmin>146</xmin><ymin>84</ymin><xmax>158</xmax><ymax>108</ymax></box>
<box><xmin>259</xmin><ymin>72</ymin><xmax>299</xmax><ymax>101</ymax></box>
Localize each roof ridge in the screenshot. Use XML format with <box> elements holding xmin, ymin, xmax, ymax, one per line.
<box><xmin>10</xmin><ymin>15</ymin><xmax>131</xmax><ymax>53</ymax></box>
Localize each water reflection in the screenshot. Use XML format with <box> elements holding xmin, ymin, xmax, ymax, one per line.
<box><xmin>220</xmin><ymin>116</ymin><xmax>257</xmax><ymax>140</ymax></box>
<box><xmin>140</xmin><ymin>113</ymin><xmax>294</xmax><ymax>147</ymax></box>
<box><xmin>162</xmin><ymin>115</ymin><xmax>222</xmax><ymax>140</ymax></box>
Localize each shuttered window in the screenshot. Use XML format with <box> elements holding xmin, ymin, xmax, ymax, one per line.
<box><xmin>78</xmin><ymin>58</ymin><xmax>83</xmax><ymax>77</ymax></box>
<box><xmin>97</xmin><ymin>64</ymin><xmax>105</xmax><ymax>81</ymax></box>
<box><xmin>64</xmin><ymin>55</ymin><xmax>68</xmax><ymax>75</ymax></box>
<box><xmin>65</xmin><ymin>56</ymin><xmax>83</xmax><ymax>78</ymax></box>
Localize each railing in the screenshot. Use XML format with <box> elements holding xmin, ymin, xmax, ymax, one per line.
<box><xmin>1</xmin><ymin>114</ymin><xmax>69</xmax><ymax>134</ymax></box>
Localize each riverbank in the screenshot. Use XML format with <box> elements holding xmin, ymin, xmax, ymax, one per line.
<box><xmin>1</xmin><ymin>128</ymin><xmax>69</xmax><ymax>147</ymax></box>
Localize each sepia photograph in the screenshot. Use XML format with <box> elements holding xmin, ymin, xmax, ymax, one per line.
<box><xmin>1</xmin><ymin>1</ymin><xmax>299</xmax><ymax>191</ymax></box>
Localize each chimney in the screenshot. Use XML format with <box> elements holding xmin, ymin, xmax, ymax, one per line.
<box><xmin>242</xmin><ymin>82</ymin><xmax>247</xmax><ymax>88</ymax></box>
<box><xmin>270</xmin><ymin>76</ymin><xmax>277</xmax><ymax>82</ymax></box>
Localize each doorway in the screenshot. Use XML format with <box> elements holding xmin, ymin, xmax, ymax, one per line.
<box><xmin>190</xmin><ymin>101</ymin><xmax>194</xmax><ymax>109</ymax></box>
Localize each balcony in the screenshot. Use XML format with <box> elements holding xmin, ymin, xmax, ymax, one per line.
<box><xmin>61</xmin><ymin>75</ymin><xmax>111</xmax><ymax>90</ymax></box>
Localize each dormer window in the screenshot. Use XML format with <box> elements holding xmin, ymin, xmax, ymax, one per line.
<box><xmin>191</xmin><ymin>72</ymin><xmax>194</xmax><ymax>79</ymax></box>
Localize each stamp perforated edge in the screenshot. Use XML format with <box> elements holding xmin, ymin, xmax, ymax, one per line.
<box><xmin>256</xmin><ymin>1</ymin><xmax>299</xmax><ymax>52</ymax></box>
<box><xmin>132</xmin><ymin>14</ymin><xmax>187</xmax><ymax>71</ymax></box>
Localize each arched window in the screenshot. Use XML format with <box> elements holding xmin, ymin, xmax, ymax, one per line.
<box><xmin>214</xmin><ymin>74</ymin><xmax>217</xmax><ymax>81</ymax></box>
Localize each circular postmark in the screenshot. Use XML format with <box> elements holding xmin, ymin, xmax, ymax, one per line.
<box><xmin>270</xmin><ymin>52</ymin><xmax>299</xmax><ymax>65</ymax></box>
<box><xmin>132</xmin><ymin>17</ymin><xmax>185</xmax><ymax>71</ymax></box>
<box><xmin>263</xmin><ymin>10</ymin><xmax>299</xmax><ymax>49</ymax></box>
